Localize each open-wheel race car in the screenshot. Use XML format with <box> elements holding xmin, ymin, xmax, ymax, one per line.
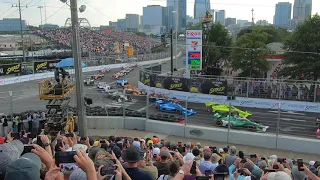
<box><xmin>112</xmin><ymin>72</ymin><xmax>124</xmax><ymax>80</ymax></box>
<box><xmin>97</xmin><ymin>82</ymin><xmax>112</xmax><ymax>92</ymax></box>
<box><xmin>83</xmin><ymin>76</ymin><xmax>95</xmax><ymax>86</ymax></box>
<box><xmin>212</xmin><ymin>112</ymin><xmax>268</xmax><ymax>133</ymax></box>
<box><xmin>124</xmin><ymin>84</ymin><xmax>146</xmax><ymax>95</ymax></box>
<box><xmin>98</xmin><ymin>68</ymin><xmax>111</xmax><ymax>74</ymax></box>
<box><xmin>205</xmin><ymin>102</ymin><xmax>252</xmax><ymax>118</ymax></box>
<box><xmin>116</xmin><ymin>78</ymin><xmax>129</xmax><ymax>87</ymax></box>
<box><xmin>156</xmin><ymin>101</ymin><xmax>196</xmax><ymax>116</ymax></box>
<box><xmin>105</xmin><ymin>90</ymin><xmax>132</xmax><ymax>102</ymax></box>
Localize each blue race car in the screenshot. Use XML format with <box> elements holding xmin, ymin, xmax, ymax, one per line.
<box><xmin>157</xmin><ymin>101</ymin><xmax>196</xmax><ymax>116</ymax></box>
<box><xmin>116</xmin><ymin>78</ymin><xmax>128</xmax><ymax>87</ymax></box>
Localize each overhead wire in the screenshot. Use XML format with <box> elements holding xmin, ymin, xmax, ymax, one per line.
<box><xmin>28</xmin><ymin>3</ymin><xmax>67</xmax><ymax>26</ymax></box>
<box><xmin>81</xmin><ymin>0</ymin><xmax>115</xmax><ymax>21</ymax></box>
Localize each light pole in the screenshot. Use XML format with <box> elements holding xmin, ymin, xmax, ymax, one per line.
<box><xmin>60</xmin><ymin>0</ymin><xmax>87</xmax><ymax>137</ymax></box>
<box><xmin>38</xmin><ymin>6</ymin><xmax>43</xmax><ymax>26</ymax></box>
<box><xmin>172</xmin><ymin>11</ymin><xmax>178</xmax><ymax>69</ymax></box>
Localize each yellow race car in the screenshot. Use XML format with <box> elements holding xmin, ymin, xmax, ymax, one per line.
<box><xmin>205</xmin><ymin>102</ymin><xmax>252</xmax><ymax>118</ymax></box>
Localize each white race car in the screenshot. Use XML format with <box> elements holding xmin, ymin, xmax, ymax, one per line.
<box><xmin>97</xmin><ymin>82</ymin><xmax>112</xmax><ymax>91</ymax></box>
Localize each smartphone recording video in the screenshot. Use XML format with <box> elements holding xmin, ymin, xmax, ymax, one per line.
<box><xmin>55</xmin><ymin>151</ymin><xmax>77</xmax><ymax>166</ymax></box>
<box><xmin>297</xmin><ymin>158</ymin><xmax>303</xmax><ymax>171</ymax></box>
<box><xmin>190</xmin><ymin>161</ymin><xmax>197</xmax><ymax>175</ymax></box>
<box><xmin>195</xmin><ymin>176</ymin><xmax>210</xmax><ymax>180</ymax></box>
<box><xmin>22</xmin><ymin>146</ymin><xmax>35</xmax><ymax>156</ymax></box>
<box><xmin>250</xmin><ymin>154</ymin><xmax>257</xmax><ymax>158</ymax></box>
<box><xmin>277</xmin><ymin>158</ymin><xmax>286</xmax><ymax>163</ymax></box>
<box><xmin>214</xmin><ymin>173</ymin><xmax>226</xmax><ymax>180</ymax></box>
<box><xmin>65</xmin><ymin>133</ymin><xmax>74</xmax><ymax>138</ymax></box>
<box><xmin>100</xmin><ymin>166</ymin><xmax>116</xmax><ymax>176</ymax></box>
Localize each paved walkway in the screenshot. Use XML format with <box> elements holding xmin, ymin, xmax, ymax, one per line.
<box><xmin>88</xmin><ymin>129</ymin><xmax>320</xmax><ymax>163</ymax></box>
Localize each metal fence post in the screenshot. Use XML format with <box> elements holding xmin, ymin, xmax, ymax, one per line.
<box><xmin>276</xmin><ymin>102</ymin><xmax>281</xmax><ymax>149</ymax></box>
<box><xmin>227</xmin><ymin>100</ymin><xmax>231</xmax><ymax>143</ymax></box>
<box><xmin>184</xmin><ymin>96</ymin><xmax>188</xmax><ymax>138</ymax></box>
<box><xmin>314</xmin><ymin>84</ymin><xmax>317</xmax><ymax>102</ymax></box>
<box><xmin>9</xmin><ymin>91</ymin><xmax>13</xmax><ymax>121</ymax></box>
<box><xmin>146</xmin><ymin>93</ymin><xmax>149</xmax><ymax>120</ymax></box>
<box><xmin>246</xmin><ymin>79</ymin><xmax>249</xmax><ymax>97</ymax></box>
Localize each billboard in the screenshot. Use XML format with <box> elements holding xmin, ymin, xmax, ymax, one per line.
<box><xmin>186</xmin><ymin>30</ymin><xmax>202</xmax><ymax>70</ymax></box>
<box><xmin>33</xmin><ymin>60</ymin><xmax>61</xmax><ymax>73</ymax></box>
<box><xmin>0</xmin><ymin>63</ymin><xmax>21</xmax><ymax>76</ymax></box>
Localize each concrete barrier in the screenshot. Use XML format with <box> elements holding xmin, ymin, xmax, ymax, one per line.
<box><xmin>124</xmin><ymin>117</ymin><xmax>146</xmax><ymax>131</ymax></box>
<box><xmin>84</xmin><ymin>116</ymin><xmax>320</xmax><ymax>155</ymax></box>
<box><xmin>146</xmin><ymin>120</ymin><xmax>185</xmax><ymax>137</ymax></box>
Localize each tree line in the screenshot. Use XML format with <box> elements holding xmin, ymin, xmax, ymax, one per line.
<box><xmin>186</xmin><ymin>14</ymin><xmax>320</xmax><ymax>81</ymax></box>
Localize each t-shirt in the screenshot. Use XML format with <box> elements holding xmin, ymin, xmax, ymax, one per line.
<box><xmin>153</xmin><ymin>161</ymin><xmax>170</xmax><ymax>177</ymax></box>
<box><xmin>225</xmin><ymin>154</ymin><xmax>238</xmax><ymax>167</ymax></box>
<box><xmin>140</xmin><ymin>166</ymin><xmax>158</xmax><ymax>180</ymax></box>
<box><xmin>125</xmin><ymin>167</ymin><xmax>153</xmax><ymax>180</ymax></box>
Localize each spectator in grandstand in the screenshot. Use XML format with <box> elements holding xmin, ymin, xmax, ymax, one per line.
<box><xmin>200</xmin><ymin>151</ymin><xmax>216</xmax><ymax>174</ymax></box>
<box><xmin>153</xmin><ymin>149</ymin><xmax>172</xmax><ymax>176</ymax></box>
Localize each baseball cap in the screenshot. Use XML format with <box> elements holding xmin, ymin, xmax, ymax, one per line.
<box><xmin>122</xmin><ymin>146</ymin><xmax>144</xmax><ymax>163</ymax></box>
<box><xmin>112</xmin><ymin>146</ymin><xmax>122</xmax><ymax>159</ymax></box>
<box><xmin>267</xmin><ymin>171</ymin><xmax>292</xmax><ymax>180</ymax></box>
<box><xmin>69</xmin><ymin>168</ymin><xmax>87</xmax><ymax>180</ymax></box>
<box><xmin>204</xmin><ymin>152</ymin><xmax>212</xmax><ymax>160</ymax></box>
<box><xmin>185</xmin><ymin>142</ymin><xmax>191</xmax><ymax>148</ymax></box>
<box><xmin>5</xmin><ymin>153</ymin><xmax>42</xmax><ymax>180</ymax></box>
<box><xmin>0</xmin><ymin>140</ymin><xmax>24</xmax><ymax>175</ymax></box>
<box><xmin>218</xmin><ymin>148</ymin><xmax>224</xmax><ymax>153</ymax></box>
<box><xmin>159</xmin><ymin>149</ymin><xmax>170</xmax><ymax>157</ymax></box>
<box><xmin>183</xmin><ymin>153</ymin><xmax>195</xmax><ymax>163</ymax></box>
<box><xmin>132</xmin><ymin>141</ymin><xmax>141</xmax><ymax>149</ymax></box>
<box><xmin>72</xmin><ymin>144</ymin><xmax>88</xmax><ymax>151</ymax></box>
<box><xmin>94</xmin><ymin>158</ymin><xmax>115</xmax><ymax>170</ymax></box>
<box><xmin>152</xmin><ymin>148</ymin><xmax>160</xmax><ymax>157</ymax></box>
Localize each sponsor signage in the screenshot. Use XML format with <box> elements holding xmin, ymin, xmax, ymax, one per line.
<box><xmin>33</xmin><ymin>60</ymin><xmax>61</xmax><ymax>73</ymax></box>
<box><xmin>186</xmin><ymin>30</ymin><xmax>202</xmax><ymax>70</ymax></box>
<box><xmin>0</xmin><ymin>63</ymin><xmax>21</xmax><ymax>76</ymax></box>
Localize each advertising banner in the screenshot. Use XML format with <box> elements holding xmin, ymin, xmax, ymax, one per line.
<box><xmin>33</xmin><ymin>60</ymin><xmax>61</xmax><ymax>73</ymax></box>
<box><xmin>160</xmin><ymin>76</ymin><xmax>189</xmax><ymax>92</ymax></box>
<box><xmin>188</xmin><ymin>78</ymin><xmax>227</xmax><ymax>95</ymax></box>
<box><xmin>186</xmin><ymin>30</ymin><xmax>202</xmax><ymax>70</ymax></box>
<box><xmin>139</xmin><ymin>71</ymin><xmax>157</xmax><ymax>87</ymax></box>
<box><xmin>145</xmin><ymin>64</ymin><xmax>162</xmax><ymax>73</ymax></box>
<box><xmin>0</xmin><ymin>63</ymin><xmax>21</xmax><ymax>76</ymax></box>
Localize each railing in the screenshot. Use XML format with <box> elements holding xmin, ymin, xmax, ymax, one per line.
<box><xmin>0</xmin><ymin>90</ymin><xmax>318</xmax><ymax>140</ymax></box>
<box><xmin>38</xmin><ymin>79</ymin><xmax>75</xmax><ymax>100</ymax></box>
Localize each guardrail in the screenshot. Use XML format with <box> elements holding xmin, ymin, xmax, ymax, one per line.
<box><xmin>0</xmin><ymin>51</ymin><xmax>181</xmax><ymax>86</ymax></box>
<box><xmin>1</xmin><ymin>116</ymin><xmax>317</xmax><ymax>155</ymax></box>
<box><xmin>138</xmin><ymin>82</ymin><xmax>320</xmax><ymax>113</ymax></box>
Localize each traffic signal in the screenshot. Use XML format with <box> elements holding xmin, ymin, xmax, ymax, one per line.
<box><xmin>122</xmin><ymin>44</ymin><xmax>125</xmax><ymax>51</ymax></box>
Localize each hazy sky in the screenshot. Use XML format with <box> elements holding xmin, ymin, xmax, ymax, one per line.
<box><xmin>0</xmin><ymin>0</ymin><xmax>318</xmax><ymax>26</ymax></box>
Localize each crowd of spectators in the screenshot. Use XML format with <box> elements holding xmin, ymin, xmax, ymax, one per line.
<box><xmin>0</xmin><ymin>128</ymin><xmax>320</xmax><ymax>180</ymax></box>
<box><xmin>228</xmin><ymin>81</ymin><xmax>320</xmax><ymax>102</ymax></box>
<box><xmin>35</xmin><ymin>28</ymin><xmax>161</xmax><ymax>55</ymax></box>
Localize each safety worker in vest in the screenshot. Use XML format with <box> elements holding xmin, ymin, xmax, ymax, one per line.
<box><xmin>60</xmin><ymin>68</ymin><xmax>70</xmax><ymax>83</ymax></box>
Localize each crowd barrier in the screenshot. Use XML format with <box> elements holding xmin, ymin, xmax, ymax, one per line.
<box><xmin>138</xmin><ymin>82</ymin><xmax>320</xmax><ymax>113</ymax></box>
<box><xmin>84</xmin><ymin>116</ymin><xmax>319</xmax><ymax>155</ymax></box>
<box><xmin>0</xmin><ymin>52</ymin><xmax>181</xmax><ymax>86</ymax></box>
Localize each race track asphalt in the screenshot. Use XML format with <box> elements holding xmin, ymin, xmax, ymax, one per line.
<box><xmin>0</xmin><ymin>56</ymin><xmax>318</xmax><ymax>139</ymax></box>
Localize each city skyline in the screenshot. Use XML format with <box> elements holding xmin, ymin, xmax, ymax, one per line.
<box><xmin>0</xmin><ymin>0</ymin><xmax>319</xmax><ymax>26</ymax></box>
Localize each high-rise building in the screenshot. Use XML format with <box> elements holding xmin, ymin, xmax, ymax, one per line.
<box><xmin>166</xmin><ymin>0</ymin><xmax>187</xmax><ymax>30</ymax></box>
<box><xmin>142</xmin><ymin>5</ymin><xmax>164</xmax><ymax>26</ymax></box>
<box><xmin>225</xmin><ymin>17</ymin><xmax>237</xmax><ymax>27</ymax></box>
<box><xmin>274</xmin><ymin>2</ymin><xmax>292</xmax><ymax>28</ymax></box>
<box><xmin>215</xmin><ymin>10</ymin><xmax>225</xmax><ymax>25</ymax></box>
<box><xmin>0</xmin><ymin>18</ymin><xmax>27</xmax><ymax>31</ymax></box>
<box><xmin>293</xmin><ymin>0</ymin><xmax>312</xmax><ymax>20</ymax></box>
<box><xmin>125</xmin><ymin>14</ymin><xmax>139</xmax><ymax>29</ymax></box>
<box><xmin>194</xmin><ymin>0</ymin><xmax>211</xmax><ymax>19</ymax></box>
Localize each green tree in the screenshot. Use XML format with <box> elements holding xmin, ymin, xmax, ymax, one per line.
<box><xmin>278</xmin><ymin>14</ymin><xmax>320</xmax><ymax>81</ymax></box>
<box><xmin>230</xmin><ymin>30</ymin><xmax>270</xmax><ymax>78</ymax></box>
<box><xmin>204</xmin><ymin>23</ymin><xmax>232</xmax><ymax>67</ymax></box>
<box><xmin>237</xmin><ymin>26</ymin><xmax>291</xmax><ymax>43</ymax></box>
<box><xmin>186</xmin><ymin>22</ymin><xmax>202</xmax><ymax>30</ymax></box>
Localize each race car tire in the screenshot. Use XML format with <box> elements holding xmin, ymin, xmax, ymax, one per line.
<box><xmin>207</xmin><ymin>107</ymin><xmax>212</xmax><ymax>113</ymax></box>
<box><xmin>216</xmin><ymin>119</ymin><xmax>223</xmax><ymax>127</ymax></box>
<box><xmin>176</xmin><ymin>110</ymin><xmax>182</xmax><ymax>115</ymax></box>
<box><xmin>248</xmin><ymin>126</ymin><xmax>256</xmax><ymax>132</ymax></box>
<box><xmin>155</xmin><ymin>105</ymin><xmax>160</xmax><ymax>109</ymax></box>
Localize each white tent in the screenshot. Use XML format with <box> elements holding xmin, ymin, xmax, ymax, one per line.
<box><xmin>0</xmin><ymin>52</ymin><xmax>8</xmax><ymax>56</ymax></box>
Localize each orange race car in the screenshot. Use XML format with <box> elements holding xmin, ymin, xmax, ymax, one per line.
<box><xmin>124</xmin><ymin>84</ymin><xmax>146</xmax><ymax>95</ymax></box>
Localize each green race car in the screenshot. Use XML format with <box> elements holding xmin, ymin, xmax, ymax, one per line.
<box><xmin>212</xmin><ymin>113</ymin><xmax>269</xmax><ymax>133</ymax></box>
<box><xmin>205</xmin><ymin>102</ymin><xmax>252</xmax><ymax>118</ymax></box>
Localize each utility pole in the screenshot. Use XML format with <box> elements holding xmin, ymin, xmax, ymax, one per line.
<box><xmin>175</xmin><ymin>5</ymin><xmax>179</xmax><ymax>69</ymax></box>
<box><xmin>70</xmin><ymin>0</ymin><xmax>87</xmax><ymax>137</ymax></box>
<box><xmin>12</xmin><ymin>0</ymin><xmax>27</xmax><ymax>65</ymax></box>
<box><xmin>251</xmin><ymin>8</ymin><xmax>255</xmax><ymax>26</ymax></box>
<box><xmin>38</xmin><ymin>6</ymin><xmax>43</xmax><ymax>26</ymax></box>
<box><xmin>44</xmin><ymin>0</ymin><xmax>47</xmax><ymax>24</ymax></box>
<box><xmin>170</xmin><ymin>28</ymin><xmax>173</xmax><ymax>75</ymax></box>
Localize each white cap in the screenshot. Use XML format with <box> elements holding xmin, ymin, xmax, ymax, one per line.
<box><xmin>183</xmin><ymin>153</ymin><xmax>195</xmax><ymax>163</ymax></box>
<box><xmin>152</xmin><ymin>148</ymin><xmax>160</xmax><ymax>156</ymax></box>
<box><xmin>309</xmin><ymin>161</ymin><xmax>315</xmax><ymax>166</ymax></box>
<box><xmin>218</xmin><ymin>148</ymin><xmax>224</xmax><ymax>153</ymax></box>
